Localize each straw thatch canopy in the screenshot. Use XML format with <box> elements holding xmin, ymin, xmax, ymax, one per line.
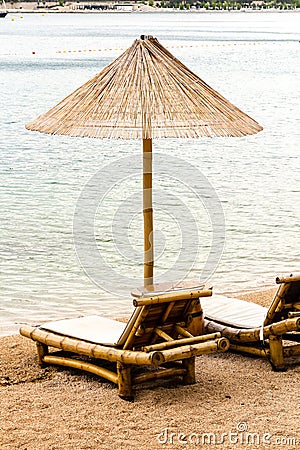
<box><xmin>26</xmin><ymin>35</ymin><xmax>262</xmax><ymax>140</ymax></box>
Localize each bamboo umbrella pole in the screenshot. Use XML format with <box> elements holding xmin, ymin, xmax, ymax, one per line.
<box><xmin>143</xmin><ymin>138</ymin><xmax>154</xmax><ymax>286</ymax></box>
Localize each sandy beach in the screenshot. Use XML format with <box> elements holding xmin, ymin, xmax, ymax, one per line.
<box><xmin>1</xmin><ymin>288</ymin><xmax>299</xmax><ymax>449</ymax></box>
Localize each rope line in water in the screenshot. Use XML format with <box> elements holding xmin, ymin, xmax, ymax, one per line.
<box><xmin>0</xmin><ymin>40</ymin><xmax>296</xmax><ymax>57</ymax></box>
<box><xmin>53</xmin><ymin>41</ymin><xmax>283</xmax><ymax>54</ymax></box>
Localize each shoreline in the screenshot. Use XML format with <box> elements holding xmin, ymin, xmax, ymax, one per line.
<box><xmin>0</xmin><ymin>286</ymin><xmax>276</xmax><ymax>338</ymax></box>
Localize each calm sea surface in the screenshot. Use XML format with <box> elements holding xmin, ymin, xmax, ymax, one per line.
<box><xmin>0</xmin><ymin>11</ymin><xmax>299</xmax><ymax>334</ymax></box>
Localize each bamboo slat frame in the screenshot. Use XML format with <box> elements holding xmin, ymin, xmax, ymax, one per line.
<box><xmin>204</xmin><ymin>274</ymin><xmax>300</xmax><ymax>371</ymax></box>
<box><xmin>133</xmin><ymin>289</ymin><xmax>212</xmax><ymax>306</ymax></box>
<box><xmin>20</xmin><ymin>288</ymin><xmax>229</xmax><ymax>400</ymax></box>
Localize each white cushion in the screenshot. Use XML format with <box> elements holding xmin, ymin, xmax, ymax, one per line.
<box><xmin>41</xmin><ymin>315</ymin><xmax>127</xmax><ymax>346</ymax></box>
<box><xmin>201</xmin><ymin>294</ymin><xmax>268</xmax><ymax>329</ymax></box>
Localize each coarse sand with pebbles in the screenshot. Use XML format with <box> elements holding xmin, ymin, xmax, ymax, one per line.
<box><xmin>1</xmin><ymin>288</ymin><xmax>300</xmax><ymax>450</ymax></box>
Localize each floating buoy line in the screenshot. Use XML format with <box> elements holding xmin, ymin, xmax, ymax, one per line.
<box><xmin>0</xmin><ymin>40</ymin><xmax>296</xmax><ymax>58</ymax></box>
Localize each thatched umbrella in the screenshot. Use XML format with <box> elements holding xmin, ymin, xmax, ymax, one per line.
<box><xmin>26</xmin><ymin>35</ymin><xmax>263</xmax><ymax>287</ymax></box>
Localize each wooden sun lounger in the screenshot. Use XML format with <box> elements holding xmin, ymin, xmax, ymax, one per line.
<box><xmin>20</xmin><ymin>288</ymin><xmax>229</xmax><ymax>400</ymax></box>
<box><xmin>201</xmin><ymin>274</ymin><xmax>300</xmax><ymax>371</ymax></box>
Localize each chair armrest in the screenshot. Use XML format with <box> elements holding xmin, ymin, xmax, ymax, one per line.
<box><xmin>133</xmin><ymin>289</ymin><xmax>212</xmax><ymax>306</ymax></box>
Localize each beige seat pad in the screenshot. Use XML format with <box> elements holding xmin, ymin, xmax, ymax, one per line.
<box><xmin>41</xmin><ymin>315</ymin><xmax>127</xmax><ymax>346</ymax></box>
<box><xmin>201</xmin><ymin>295</ymin><xmax>267</xmax><ymax>329</ymax></box>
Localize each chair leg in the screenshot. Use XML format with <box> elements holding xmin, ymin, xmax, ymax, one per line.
<box><xmin>269</xmin><ymin>335</ymin><xmax>286</xmax><ymax>371</ymax></box>
<box><xmin>186</xmin><ymin>299</ymin><xmax>204</xmax><ymax>336</ymax></box>
<box><xmin>182</xmin><ymin>357</ymin><xmax>196</xmax><ymax>385</ymax></box>
<box><xmin>36</xmin><ymin>342</ymin><xmax>48</xmax><ymax>367</ymax></box>
<box><xmin>117</xmin><ymin>362</ymin><xmax>134</xmax><ymax>401</ymax></box>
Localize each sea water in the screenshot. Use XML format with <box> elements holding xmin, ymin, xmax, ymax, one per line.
<box><xmin>0</xmin><ymin>11</ymin><xmax>299</xmax><ymax>334</ymax></box>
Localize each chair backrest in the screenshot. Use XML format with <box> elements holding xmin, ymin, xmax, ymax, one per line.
<box><xmin>118</xmin><ymin>289</ymin><xmax>212</xmax><ymax>350</ymax></box>
<box><xmin>264</xmin><ymin>274</ymin><xmax>300</xmax><ymax>326</ymax></box>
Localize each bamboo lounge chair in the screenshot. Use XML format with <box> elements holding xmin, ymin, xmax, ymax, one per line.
<box><xmin>201</xmin><ymin>274</ymin><xmax>300</xmax><ymax>371</ymax></box>
<box><xmin>19</xmin><ymin>287</ymin><xmax>229</xmax><ymax>400</ymax></box>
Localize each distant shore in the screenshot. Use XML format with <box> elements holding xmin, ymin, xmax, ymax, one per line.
<box><xmin>5</xmin><ymin>3</ymin><xmax>300</xmax><ymax>14</ymax></box>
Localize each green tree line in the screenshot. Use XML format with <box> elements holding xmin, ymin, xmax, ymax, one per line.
<box><xmin>148</xmin><ymin>0</ymin><xmax>300</xmax><ymax>9</ymax></box>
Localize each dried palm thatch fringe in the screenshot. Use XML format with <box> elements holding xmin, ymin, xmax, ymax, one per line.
<box><xmin>26</xmin><ymin>35</ymin><xmax>263</xmax><ymax>140</ymax></box>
